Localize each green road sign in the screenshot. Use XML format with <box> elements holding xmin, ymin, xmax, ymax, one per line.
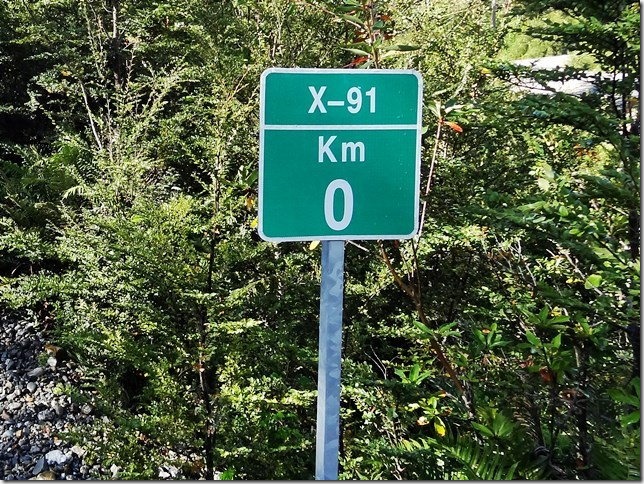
<box><xmin>259</xmin><ymin>68</ymin><xmax>422</xmax><ymax>242</ymax></box>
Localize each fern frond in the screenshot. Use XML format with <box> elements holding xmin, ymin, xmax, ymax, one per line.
<box><xmin>444</xmin><ymin>437</ymin><xmax>519</xmax><ymax>480</ymax></box>
<box><xmin>399</xmin><ymin>436</ymin><xmax>527</xmax><ymax>480</ymax></box>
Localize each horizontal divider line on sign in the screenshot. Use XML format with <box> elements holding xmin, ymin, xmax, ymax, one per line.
<box><xmin>262</xmin><ymin>124</ymin><xmax>419</xmax><ymax>131</ymax></box>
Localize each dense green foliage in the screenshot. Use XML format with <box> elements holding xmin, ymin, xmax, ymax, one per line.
<box><xmin>0</xmin><ymin>0</ymin><xmax>639</xmax><ymax>479</ymax></box>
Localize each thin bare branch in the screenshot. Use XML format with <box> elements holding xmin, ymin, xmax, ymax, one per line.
<box><xmin>78</xmin><ymin>81</ymin><xmax>103</xmax><ymax>150</ymax></box>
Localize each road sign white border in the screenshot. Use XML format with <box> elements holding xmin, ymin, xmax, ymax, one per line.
<box><xmin>258</xmin><ymin>68</ymin><xmax>423</xmax><ymax>243</ymax></box>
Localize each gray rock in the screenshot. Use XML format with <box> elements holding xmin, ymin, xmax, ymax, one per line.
<box><xmin>71</xmin><ymin>445</ymin><xmax>86</xmax><ymax>457</ymax></box>
<box><xmin>46</xmin><ymin>357</ymin><xmax>57</xmax><ymax>368</ymax></box>
<box><xmin>81</xmin><ymin>404</ymin><xmax>93</xmax><ymax>415</ymax></box>
<box><xmin>27</xmin><ymin>367</ymin><xmax>45</xmax><ymax>379</ymax></box>
<box><xmin>45</xmin><ymin>449</ymin><xmax>67</xmax><ymax>465</ymax></box>
<box><xmin>159</xmin><ymin>468</ymin><xmax>171</xmax><ymax>479</ymax></box>
<box><xmin>32</xmin><ymin>457</ymin><xmax>45</xmax><ymax>475</ymax></box>
<box><xmin>6</xmin><ymin>359</ymin><xmax>15</xmax><ymax>371</ymax></box>
<box><xmin>27</xmin><ymin>382</ymin><xmax>37</xmax><ymax>393</ymax></box>
<box><xmin>37</xmin><ymin>410</ymin><xmax>52</xmax><ymax>422</ymax></box>
<box><xmin>52</xmin><ymin>401</ymin><xmax>64</xmax><ymax>416</ymax></box>
<box><xmin>2</xmin><ymin>429</ymin><xmax>14</xmax><ymax>438</ymax></box>
<box><xmin>110</xmin><ymin>464</ymin><xmax>120</xmax><ymax>478</ymax></box>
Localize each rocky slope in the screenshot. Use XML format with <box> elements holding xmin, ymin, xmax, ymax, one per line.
<box><xmin>0</xmin><ymin>311</ymin><xmax>97</xmax><ymax>480</ymax></box>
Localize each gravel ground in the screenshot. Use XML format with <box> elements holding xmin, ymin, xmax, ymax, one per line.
<box><xmin>0</xmin><ymin>311</ymin><xmax>98</xmax><ymax>480</ymax></box>
<box><xmin>1</xmin><ymin>311</ymin><xmax>210</xmax><ymax>480</ymax></box>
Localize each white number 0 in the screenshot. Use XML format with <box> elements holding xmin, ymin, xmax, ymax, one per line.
<box><xmin>324</xmin><ymin>179</ymin><xmax>353</xmax><ymax>231</ymax></box>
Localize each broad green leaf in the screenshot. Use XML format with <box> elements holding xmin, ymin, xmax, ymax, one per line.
<box><xmin>413</xmin><ymin>320</ymin><xmax>432</xmax><ymax>335</ymax></box>
<box><xmin>409</xmin><ymin>363</ymin><xmax>420</xmax><ymax>381</ymax></box>
<box><xmin>339</xmin><ymin>13</ymin><xmax>364</xmax><ymax>26</ymax></box>
<box><xmin>491</xmin><ymin>413</ymin><xmax>515</xmax><ymax>437</ymax></box>
<box><xmin>220</xmin><ymin>469</ymin><xmax>235</xmax><ymax>480</ymax></box>
<box><xmin>525</xmin><ymin>331</ymin><xmax>541</xmax><ymax>347</ymax></box>
<box><xmin>593</xmin><ymin>247</ymin><xmax>615</xmax><ymax>259</ymax></box>
<box><xmin>428</xmin><ymin>100</ymin><xmax>442</xmax><ymax>119</ymax></box>
<box><xmin>474</xmin><ymin>329</ymin><xmax>485</xmax><ymax>344</ymax></box>
<box><xmin>471</xmin><ymin>422</ymin><xmax>494</xmax><ymax>437</ymax></box>
<box><xmin>584</xmin><ymin>274</ymin><xmax>602</xmax><ymax>289</ymax></box>
<box><xmin>517</xmin><ymin>201</ymin><xmax>545</xmax><ymax>212</ymax></box>
<box><xmin>437</xmin><ymin>321</ymin><xmax>461</xmax><ymax>337</ymax></box>
<box><xmin>549</xmin><ymin>315</ymin><xmax>570</xmax><ymax>324</ymax></box>
<box><xmin>620</xmin><ymin>411</ymin><xmax>640</xmax><ymax>426</ymax></box>
<box><xmin>607</xmin><ymin>389</ymin><xmax>639</xmax><ymax>406</ymax></box>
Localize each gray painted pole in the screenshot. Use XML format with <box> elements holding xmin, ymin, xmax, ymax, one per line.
<box><xmin>315</xmin><ymin>240</ymin><xmax>345</xmax><ymax>480</ymax></box>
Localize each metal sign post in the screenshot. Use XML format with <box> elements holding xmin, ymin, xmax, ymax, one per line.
<box><xmin>258</xmin><ymin>68</ymin><xmax>422</xmax><ymax>481</ymax></box>
<box><xmin>315</xmin><ymin>240</ymin><xmax>345</xmax><ymax>480</ymax></box>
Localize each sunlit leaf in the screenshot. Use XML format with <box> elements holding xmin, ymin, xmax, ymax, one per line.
<box><xmin>584</xmin><ymin>274</ymin><xmax>602</xmax><ymax>289</ymax></box>
<box><xmin>434</xmin><ymin>419</ymin><xmax>446</xmax><ymax>437</ymax></box>
<box><xmin>343</xmin><ymin>47</ymin><xmax>370</xmax><ymax>56</ymax></box>
<box><xmin>428</xmin><ymin>100</ymin><xmax>442</xmax><ymax>119</ymax></box>
<box><xmin>537</xmin><ymin>178</ymin><xmax>550</xmax><ymax>190</ymax></box>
